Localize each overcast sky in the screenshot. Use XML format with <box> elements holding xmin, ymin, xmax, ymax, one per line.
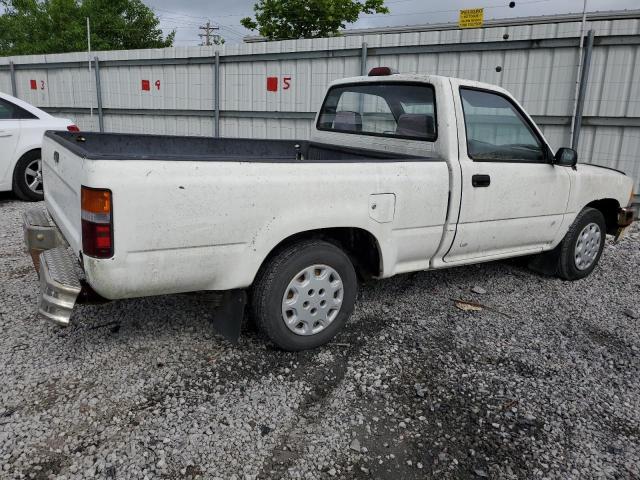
<box><xmin>145</xmin><ymin>0</ymin><xmax>639</xmax><ymax>45</ymax></box>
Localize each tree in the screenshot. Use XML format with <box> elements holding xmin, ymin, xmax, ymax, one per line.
<box><xmin>240</xmin><ymin>0</ymin><xmax>389</xmax><ymax>41</ymax></box>
<box><xmin>0</xmin><ymin>0</ymin><xmax>175</xmax><ymax>56</ymax></box>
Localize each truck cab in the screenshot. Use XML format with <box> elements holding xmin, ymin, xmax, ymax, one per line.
<box><xmin>311</xmin><ymin>69</ymin><xmax>633</xmax><ymax>267</ymax></box>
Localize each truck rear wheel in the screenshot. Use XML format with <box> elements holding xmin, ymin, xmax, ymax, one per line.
<box><xmin>251</xmin><ymin>240</ymin><xmax>358</xmax><ymax>351</ymax></box>
<box><xmin>557</xmin><ymin>207</ymin><xmax>606</xmax><ymax>280</ymax></box>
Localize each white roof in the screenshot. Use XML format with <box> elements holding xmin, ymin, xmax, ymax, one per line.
<box><xmin>329</xmin><ymin>73</ymin><xmax>509</xmax><ymax>95</ymax></box>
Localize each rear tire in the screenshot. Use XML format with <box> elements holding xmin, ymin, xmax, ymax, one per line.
<box><xmin>557</xmin><ymin>207</ymin><xmax>606</xmax><ymax>280</ymax></box>
<box><xmin>250</xmin><ymin>240</ymin><xmax>358</xmax><ymax>351</ymax></box>
<box><xmin>13</xmin><ymin>150</ymin><xmax>44</xmax><ymax>201</ymax></box>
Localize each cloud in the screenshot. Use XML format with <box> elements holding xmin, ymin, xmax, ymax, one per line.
<box><xmin>145</xmin><ymin>0</ymin><xmax>639</xmax><ymax>45</ymax></box>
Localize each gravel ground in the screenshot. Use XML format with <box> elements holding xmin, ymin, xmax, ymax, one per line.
<box><xmin>1</xmin><ymin>194</ymin><xmax>639</xmax><ymax>480</ymax></box>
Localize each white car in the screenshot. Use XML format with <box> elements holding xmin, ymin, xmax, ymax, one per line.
<box><xmin>23</xmin><ymin>69</ymin><xmax>636</xmax><ymax>350</ymax></box>
<box><xmin>0</xmin><ymin>92</ymin><xmax>78</xmax><ymax>201</ymax></box>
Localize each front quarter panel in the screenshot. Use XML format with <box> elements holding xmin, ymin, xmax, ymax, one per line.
<box><xmin>549</xmin><ymin>164</ymin><xmax>636</xmax><ymax>245</ymax></box>
<box><xmin>568</xmin><ymin>164</ymin><xmax>634</xmax><ymax>214</ymax></box>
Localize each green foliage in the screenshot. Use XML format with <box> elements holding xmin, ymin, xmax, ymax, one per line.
<box><xmin>240</xmin><ymin>0</ymin><xmax>388</xmax><ymax>40</ymax></box>
<box><xmin>0</xmin><ymin>0</ymin><xmax>175</xmax><ymax>56</ymax></box>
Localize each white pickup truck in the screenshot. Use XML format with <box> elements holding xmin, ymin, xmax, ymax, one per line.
<box><xmin>24</xmin><ymin>68</ymin><xmax>635</xmax><ymax>350</ymax></box>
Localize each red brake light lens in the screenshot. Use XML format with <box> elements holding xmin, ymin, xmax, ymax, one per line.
<box><xmin>67</xmin><ymin>124</ymin><xmax>80</xmax><ymax>132</ymax></box>
<box><xmin>81</xmin><ymin>187</ymin><xmax>113</xmax><ymax>258</ymax></box>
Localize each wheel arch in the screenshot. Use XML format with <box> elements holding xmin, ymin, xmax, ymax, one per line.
<box><xmin>584</xmin><ymin>198</ymin><xmax>620</xmax><ymax>235</ymax></box>
<box><xmin>258</xmin><ymin>227</ymin><xmax>383</xmax><ymax>282</ymax></box>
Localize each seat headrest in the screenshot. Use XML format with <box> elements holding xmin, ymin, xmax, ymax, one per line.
<box><xmin>333</xmin><ymin>111</ymin><xmax>362</xmax><ymax>132</ymax></box>
<box><xmin>395</xmin><ymin>114</ymin><xmax>434</xmax><ymax>139</ymax></box>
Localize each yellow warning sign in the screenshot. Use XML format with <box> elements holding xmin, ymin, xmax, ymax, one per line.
<box><xmin>459</xmin><ymin>8</ymin><xmax>484</xmax><ymax>29</ymax></box>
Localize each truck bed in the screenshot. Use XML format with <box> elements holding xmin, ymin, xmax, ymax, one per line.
<box><xmin>44</xmin><ymin>131</ymin><xmax>428</xmax><ymax>162</ymax></box>
<box><xmin>42</xmin><ymin>130</ymin><xmax>449</xmax><ymax>300</ymax></box>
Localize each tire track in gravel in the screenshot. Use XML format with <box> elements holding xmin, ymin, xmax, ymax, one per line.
<box><xmin>256</xmin><ymin>312</ymin><xmax>390</xmax><ymax>479</ymax></box>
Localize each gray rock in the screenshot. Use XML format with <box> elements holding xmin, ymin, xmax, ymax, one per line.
<box><xmin>349</xmin><ymin>438</ymin><xmax>361</xmax><ymax>452</ymax></box>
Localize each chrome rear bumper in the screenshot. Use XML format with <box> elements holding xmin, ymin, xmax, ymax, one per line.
<box><xmin>22</xmin><ymin>208</ymin><xmax>66</xmax><ymax>272</ymax></box>
<box><xmin>23</xmin><ymin>208</ymin><xmax>81</xmax><ymax>326</ymax></box>
<box><xmin>38</xmin><ymin>247</ymin><xmax>81</xmax><ymax>325</ymax></box>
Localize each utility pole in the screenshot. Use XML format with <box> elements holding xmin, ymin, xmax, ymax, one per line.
<box><xmin>199</xmin><ymin>21</ymin><xmax>220</xmax><ymax>46</ymax></box>
<box><xmin>87</xmin><ymin>17</ymin><xmax>93</xmax><ymax>124</ymax></box>
<box><xmin>570</xmin><ymin>0</ymin><xmax>589</xmax><ymax>146</ymax></box>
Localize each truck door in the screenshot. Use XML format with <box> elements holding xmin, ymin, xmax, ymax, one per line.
<box><xmin>444</xmin><ymin>81</ymin><xmax>570</xmax><ymax>264</ymax></box>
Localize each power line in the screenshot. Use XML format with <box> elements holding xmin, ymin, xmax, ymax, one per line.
<box><xmin>361</xmin><ymin>0</ymin><xmax>553</xmax><ymax>18</ymax></box>
<box><xmin>153</xmin><ymin>0</ymin><xmax>598</xmax><ymax>44</ymax></box>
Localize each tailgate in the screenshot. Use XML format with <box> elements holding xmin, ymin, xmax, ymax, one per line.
<box><xmin>42</xmin><ymin>134</ymin><xmax>83</xmax><ymax>255</ymax></box>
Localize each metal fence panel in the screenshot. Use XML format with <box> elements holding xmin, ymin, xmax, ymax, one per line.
<box><xmin>103</xmin><ymin>113</ymin><xmax>214</xmax><ymax>136</ymax></box>
<box><xmin>220</xmin><ymin>117</ymin><xmax>311</xmax><ymax>139</ymax></box>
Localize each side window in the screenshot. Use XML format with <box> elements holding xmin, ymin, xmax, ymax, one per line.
<box><xmin>460</xmin><ymin>88</ymin><xmax>545</xmax><ymax>162</ymax></box>
<box><xmin>317</xmin><ymin>83</ymin><xmax>437</xmax><ymax>141</ymax></box>
<box><xmin>0</xmin><ymin>99</ymin><xmax>14</xmax><ymax>119</ymax></box>
<box><xmin>0</xmin><ymin>98</ymin><xmax>37</xmax><ymax>120</ymax></box>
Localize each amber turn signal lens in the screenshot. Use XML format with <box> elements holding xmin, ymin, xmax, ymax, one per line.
<box><xmin>81</xmin><ymin>187</ymin><xmax>111</xmax><ymax>214</ymax></box>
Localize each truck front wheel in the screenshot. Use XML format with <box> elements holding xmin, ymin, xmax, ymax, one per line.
<box><xmin>557</xmin><ymin>207</ymin><xmax>606</xmax><ymax>280</ymax></box>
<box><xmin>251</xmin><ymin>240</ymin><xmax>358</xmax><ymax>351</ymax></box>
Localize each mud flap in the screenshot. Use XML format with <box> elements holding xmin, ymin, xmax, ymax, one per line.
<box><xmin>527</xmin><ymin>245</ymin><xmax>561</xmax><ymax>276</ymax></box>
<box><xmin>210</xmin><ymin>289</ymin><xmax>247</xmax><ymax>344</ymax></box>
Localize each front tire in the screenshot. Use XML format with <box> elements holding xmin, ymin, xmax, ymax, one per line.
<box><xmin>13</xmin><ymin>150</ymin><xmax>44</xmax><ymax>201</ymax></box>
<box><xmin>557</xmin><ymin>207</ymin><xmax>606</xmax><ymax>280</ymax></box>
<box><xmin>251</xmin><ymin>240</ymin><xmax>358</xmax><ymax>351</ymax></box>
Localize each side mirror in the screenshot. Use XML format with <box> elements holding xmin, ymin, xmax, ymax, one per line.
<box><xmin>555</xmin><ymin>147</ymin><xmax>577</xmax><ymax>167</ymax></box>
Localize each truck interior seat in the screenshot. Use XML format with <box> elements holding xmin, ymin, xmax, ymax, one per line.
<box><xmin>333</xmin><ymin>111</ymin><xmax>362</xmax><ymax>132</ymax></box>
<box><xmin>395</xmin><ymin>114</ymin><xmax>434</xmax><ymax>138</ymax></box>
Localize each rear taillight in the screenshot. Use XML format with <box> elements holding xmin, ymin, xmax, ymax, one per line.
<box><xmin>67</xmin><ymin>124</ymin><xmax>80</xmax><ymax>132</ymax></box>
<box><xmin>81</xmin><ymin>186</ymin><xmax>113</xmax><ymax>258</ymax></box>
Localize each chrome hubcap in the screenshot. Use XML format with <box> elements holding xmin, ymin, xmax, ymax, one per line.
<box><xmin>281</xmin><ymin>264</ymin><xmax>343</xmax><ymax>336</ymax></box>
<box><xmin>574</xmin><ymin>222</ymin><xmax>601</xmax><ymax>270</ymax></box>
<box><xmin>24</xmin><ymin>158</ymin><xmax>43</xmax><ymax>194</ymax></box>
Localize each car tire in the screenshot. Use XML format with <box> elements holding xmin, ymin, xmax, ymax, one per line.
<box><xmin>13</xmin><ymin>150</ymin><xmax>44</xmax><ymax>201</ymax></box>
<box><xmin>557</xmin><ymin>207</ymin><xmax>606</xmax><ymax>281</ymax></box>
<box><xmin>251</xmin><ymin>239</ymin><xmax>358</xmax><ymax>351</ymax></box>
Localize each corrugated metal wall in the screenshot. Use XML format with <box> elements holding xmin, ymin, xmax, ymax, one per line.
<box><xmin>1</xmin><ymin>14</ymin><xmax>639</xmax><ymax>194</ymax></box>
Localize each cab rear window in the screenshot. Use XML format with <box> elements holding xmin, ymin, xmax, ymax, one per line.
<box><xmin>317</xmin><ymin>83</ymin><xmax>437</xmax><ymax>141</ymax></box>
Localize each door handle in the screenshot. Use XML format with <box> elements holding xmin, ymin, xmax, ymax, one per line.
<box><xmin>0</xmin><ymin>131</ymin><xmax>13</xmax><ymax>138</ymax></box>
<box><xmin>472</xmin><ymin>174</ymin><xmax>491</xmax><ymax>187</ymax></box>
